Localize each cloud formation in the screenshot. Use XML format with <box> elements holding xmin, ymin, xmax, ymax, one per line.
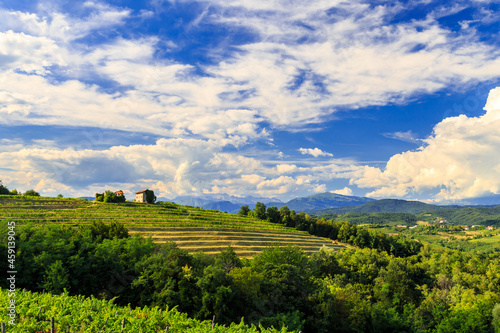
<box><xmin>352</xmin><ymin>87</ymin><xmax>500</xmax><ymax>201</ymax></box>
<box><xmin>299</xmin><ymin>148</ymin><xmax>333</xmax><ymax>157</ymax></box>
<box><xmin>1</xmin><ymin>1</ymin><xmax>500</xmax><ymax>201</ymax></box>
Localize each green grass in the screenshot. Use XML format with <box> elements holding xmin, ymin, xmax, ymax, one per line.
<box><xmin>0</xmin><ymin>196</ymin><xmax>345</xmax><ymax>257</ymax></box>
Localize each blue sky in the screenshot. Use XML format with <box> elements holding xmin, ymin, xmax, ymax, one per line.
<box><xmin>1</xmin><ymin>0</ymin><xmax>500</xmax><ymax>202</ymax></box>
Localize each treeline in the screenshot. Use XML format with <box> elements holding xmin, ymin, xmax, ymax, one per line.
<box><xmin>1</xmin><ymin>222</ymin><xmax>500</xmax><ymax>332</ymax></box>
<box><xmin>314</xmin><ymin>212</ymin><xmax>418</xmax><ymax>226</ymax></box>
<box><xmin>95</xmin><ymin>190</ymin><xmax>126</xmax><ymax>203</ymax></box>
<box><xmin>419</xmin><ymin>206</ymin><xmax>500</xmax><ymax>226</ymax></box>
<box><xmin>0</xmin><ymin>180</ymin><xmax>40</xmax><ymax>197</ymax></box>
<box><xmin>240</xmin><ymin>203</ymin><xmax>422</xmax><ymax>257</ymax></box>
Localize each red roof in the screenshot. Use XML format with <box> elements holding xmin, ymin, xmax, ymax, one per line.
<box><xmin>136</xmin><ymin>190</ymin><xmax>147</xmax><ymax>194</ymax></box>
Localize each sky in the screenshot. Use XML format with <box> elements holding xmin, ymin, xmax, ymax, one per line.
<box><xmin>1</xmin><ymin>0</ymin><xmax>500</xmax><ymax>203</ymax></box>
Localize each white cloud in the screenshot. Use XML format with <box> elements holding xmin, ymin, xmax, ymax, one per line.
<box><xmin>0</xmin><ymin>4</ymin><xmax>130</xmax><ymax>42</ymax></box>
<box><xmin>299</xmin><ymin>148</ymin><xmax>333</xmax><ymax>157</ymax></box>
<box><xmin>2</xmin><ymin>1</ymin><xmax>500</xmax><ymax>201</ymax></box>
<box><xmin>331</xmin><ymin>187</ymin><xmax>353</xmax><ymax>196</ymax></box>
<box><xmin>383</xmin><ymin>130</ymin><xmax>421</xmax><ymax>144</ymax></box>
<box><xmin>351</xmin><ymin>86</ymin><xmax>500</xmax><ymax>201</ymax></box>
<box><xmin>0</xmin><ymin>136</ymin><xmax>364</xmax><ymax>199</ymax></box>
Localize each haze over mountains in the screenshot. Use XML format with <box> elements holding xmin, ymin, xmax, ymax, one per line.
<box><xmin>162</xmin><ymin>192</ymin><xmax>500</xmax><ymax>215</ymax></box>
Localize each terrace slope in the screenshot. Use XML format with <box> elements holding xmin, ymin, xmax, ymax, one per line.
<box><xmin>0</xmin><ymin>195</ymin><xmax>345</xmax><ymax>257</ymax></box>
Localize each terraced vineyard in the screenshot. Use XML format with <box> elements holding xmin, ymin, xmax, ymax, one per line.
<box><xmin>0</xmin><ymin>195</ymin><xmax>345</xmax><ymax>257</ymax></box>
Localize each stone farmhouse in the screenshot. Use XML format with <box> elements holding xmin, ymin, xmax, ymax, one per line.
<box><xmin>135</xmin><ymin>190</ymin><xmax>147</xmax><ymax>203</ymax></box>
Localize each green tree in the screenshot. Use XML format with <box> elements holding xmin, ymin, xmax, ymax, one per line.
<box><xmin>279</xmin><ymin>206</ymin><xmax>291</xmax><ymax>225</ymax></box>
<box><xmin>253</xmin><ymin>202</ymin><xmax>267</xmax><ymax>220</ymax></box>
<box><xmin>24</xmin><ymin>189</ymin><xmax>40</xmax><ymax>196</ymax></box>
<box><xmin>145</xmin><ymin>189</ymin><xmax>156</xmax><ymax>204</ymax></box>
<box><xmin>0</xmin><ymin>180</ymin><xmax>10</xmax><ymax>195</ymax></box>
<box><xmin>215</xmin><ymin>246</ymin><xmax>242</xmax><ymax>273</ymax></box>
<box><xmin>267</xmin><ymin>206</ymin><xmax>281</xmax><ymax>224</ymax></box>
<box><xmin>42</xmin><ymin>260</ymin><xmax>70</xmax><ymax>293</ymax></box>
<box><xmin>238</xmin><ymin>205</ymin><xmax>250</xmax><ymax>216</ymax></box>
<box><xmin>492</xmin><ymin>303</ymin><xmax>500</xmax><ymax>333</ymax></box>
<box><xmin>95</xmin><ymin>192</ymin><xmax>104</xmax><ymax>202</ymax></box>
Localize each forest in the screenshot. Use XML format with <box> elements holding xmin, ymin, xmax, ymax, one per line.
<box><xmin>1</xmin><ymin>220</ymin><xmax>500</xmax><ymax>332</ymax></box>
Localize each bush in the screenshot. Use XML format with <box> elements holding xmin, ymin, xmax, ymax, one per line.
<box><xmin>24</xmin><ymin>189</ymin><xmax>40</xmax><ymax>196</ymax></box>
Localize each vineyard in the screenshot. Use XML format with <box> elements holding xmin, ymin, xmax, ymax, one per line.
<box><xmin>0</xmin><ymin>196</ymin><xmax>344</xmax><ymax>257</ymax></box>
<box><xmin>0</xmin><ymin>289</ymin><xmax>291</xmax><ymax>332</ymax></box>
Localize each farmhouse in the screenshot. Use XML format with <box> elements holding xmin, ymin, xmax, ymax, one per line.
<box><xmin>136</xmin><ymin>190</ymin><xmax>147</xmax><ymax>203</ymax></box>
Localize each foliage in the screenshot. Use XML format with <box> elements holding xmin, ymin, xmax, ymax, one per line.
<box><xmin>23</xmin><ymin>189</ymin><xmax>40</xmax><ymax>196</ymax></box>
<box><xmin>238</xmin><ymin>205</ymin><xmax>251</xmax><ymax>216</ymax></box>
<box><xmin>254</xmin><ymin>202</ymin><xmax>267</xmax><ymax>220</ymax></box>
<box><xmin>0</xmin><ymin>180</ymin><xmax>9</xmax><ymax>195</ymax></box>
<box><xmin>0</xmin><ymin>289</ymin><xmax>287</xmax><ymax>332</ymax></box>
<box><xmin>95</xmin><ymin>190</ymin><xmax>126</xmax><ymax>203</ymax></box>
<box><xmin>145</xmin><ymin>189</ymin><xmax>156</xmax><ymax>204</ymax></box>
<box><xmin>2</xmin><ymin>220</ymin><xmax>500</xmax><ymax>332</ymax></box>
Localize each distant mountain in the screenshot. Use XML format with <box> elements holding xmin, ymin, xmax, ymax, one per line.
<box><xmin>455</xmin><ymin>194</ymin><xmax>500</xmax><ymax>206</ymax></box>
<box><xmin>201</xmin><ymin>201</ymin><xmax>242</xmax><ymax>213</ymax></box>
<box><xmin>270</xmin><ymin>192</ymin><xmax>375</xmax><ymax>212</ymax></box>
<box><xmin>310</xmin><ymin>199</ymin><xmax>442</xmax><ymax>215</ymax></box>
<box><xmin>161</xmin><ymin>194</ymin><xmax>282</xmax><ymax>214</ymax></box>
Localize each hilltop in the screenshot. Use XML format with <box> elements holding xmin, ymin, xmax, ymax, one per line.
<box><xmin>0</xmin><ymin>195</ymin><xmax>343</xmax><ymax>257</ymax></box>
<box><xmin>180</xmin><ymin>192</ymin><xmax>375</xmax><ymax>214</ymax></box>
<box><xmin>310</xmin><ymin>198</ymin><xmax>442</xmax><ymax>215</ymax></box>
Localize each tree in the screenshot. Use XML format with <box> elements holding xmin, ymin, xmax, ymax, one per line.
<box><xmin>24</xmin><ymin>189</ymin><xmax>40</xmax><ymax>196</ymax></box>
<box><xmin>280</xmin><ymin>206</ymin><xmax>292</xmax><ymax>225</ymax></box>
<box><xmin>42</xmin><ymin>260</ymin><xmax>70</xmax><ymax>293</ymax></box>
<box><xmin>96</xmin><ymin>190</ymin><xmax>126</xmax><ymax>203</ymax></box>
<box><xmin>253</xmin><ymin>202</ymin><xmax>267</xmax><ymax>220</ymax></box>
<box><xmin>493</xmin><ymin>303</ymin><xmax>500</xmax><ymax>333</ymax></box>
<box><xmin>215</xmin><ymin>246</ymin><xmax>242</xmax><ymax>273</ymax></box>
<box><xmin>267</xmin><ymin>206</ymin><xmax>281</xmax><ymax>224</ymax></box>
<box><xmin>238</xmin><ymin>205</ymin><xmax>251</xmax><ymax>216</ymax></box>
<box><xmin>145</xmin><ymin>189</ymin><xmax>156</xmax><ymax>204</ymax></box>
<box><xmin>0</xmin><ymin>180</ymin><xmax>9</xmax><ymax>195</ymax></box>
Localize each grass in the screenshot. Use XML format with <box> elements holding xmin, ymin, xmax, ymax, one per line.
<box><xmin>0</xmin><ymin>195</ymin><xmax>345</xmax><ymax>257</ymax></box>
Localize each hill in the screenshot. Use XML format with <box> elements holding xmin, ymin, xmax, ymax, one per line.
<box><xmin>416</xmin><ymin>205</ymin><xmax>500</xmax><ymax>226</ymax></box>
<box><xmin>0</xmin><ymin>195</ymin><xmax>344</xmax><ymax>257</ymax></box>
<box><xmin>311</xmin><ymin>198</ymin><xmax>442</xmax><ymax>215</ymax></box>
<box><xmin>167</xmin><ymin>192</ymin><xmax>374</xmax><ymax>214</ymax></box>
<box><xmin>166</xmin><ymin>194</ymin><xmax>282</xmax><ymax>214</ymax></box>
<box><xmin>268</xmin><ymin>192</ymin><xmax>375</xmax><ymax>212</ymax></box>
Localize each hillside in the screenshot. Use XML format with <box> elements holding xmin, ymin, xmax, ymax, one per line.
<box><xmin>310</xmin><ymin>198</ymin><xmax>443</xmax><ymax>215</ymax></box>
<box><xmin>268</xmin><ymin>192</ymin><xmax>375</xmax><ymax>212</ymax></box>
<box><xmin>0</xmin><ymin>195</ymin><xmax>344</xmax><ymax>257</ymax></box>
<box><xmin>416</xmin><ymin>205</ymin><xmax>500</xmax><ymax>226</ymax></box>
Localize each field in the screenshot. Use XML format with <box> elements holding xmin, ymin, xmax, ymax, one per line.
<box><xmin>0</xmin><ymin>195</ymin><xmax>344</xmax><ymax>257</ymax></box>
<box><xmin>367</xmin><ymin>223</ymin><xmax>500</xmax><ymax>253</ymax></box>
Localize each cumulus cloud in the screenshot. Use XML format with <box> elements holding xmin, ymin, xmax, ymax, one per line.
<box><xmin>331</xmin><ymin>187</ymin><xmax>353</xmax><ymax>196</ymax></box>
<box><xmin>351</xmin><ymin>87</ymin><xmax>500</xmax><ymax>201</ymax></box>
<box><xmin>2</xmin><ymin>1</ymin><xmax>500</xmax><ymax>200</ymax></box>
<box><xmin>0</xmin><ymin>137</ymin><xmax>364</xmax><ymax>199</ymax></box>
<box><xmin>299</xmin><ymin>148</ymin><xmax>333</xmax><ymax>157</ymax></box>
